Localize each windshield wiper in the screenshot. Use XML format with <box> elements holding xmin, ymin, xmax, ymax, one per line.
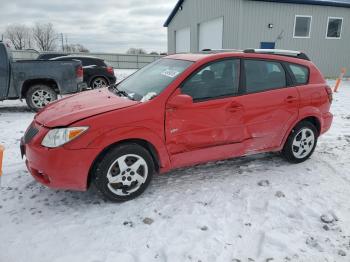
<box><xmin>110</xmin><ymin>85</ymin><xmax>135</xmax><ymax>101</ymax></box>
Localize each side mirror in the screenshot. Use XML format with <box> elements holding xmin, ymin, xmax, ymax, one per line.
<box><xmin>167</xmin><ymin>94</ymin><xmax>193</xmax><ymax>109</ymax></box>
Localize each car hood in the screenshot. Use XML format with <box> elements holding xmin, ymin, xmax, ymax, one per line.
<box><xmin>35</xmin><ymin>88</ymin><xmax>139</xmax><ymax>127</ymax></box>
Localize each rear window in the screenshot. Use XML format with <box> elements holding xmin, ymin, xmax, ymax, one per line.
<box><xmin>79</xmin><ymin>58</ymin><xmax>105</xmax><ymax>67</ymax></box>
<box><xmin>287</xmin><ymin>63</ymin><xmax>309</xmax><ymax>85</ymax></box>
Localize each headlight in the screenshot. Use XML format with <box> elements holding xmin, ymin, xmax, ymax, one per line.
<box><xmin>41</xmin><ymin>127</ymin><xmax>89</xmax><ymax>148</ymax></box>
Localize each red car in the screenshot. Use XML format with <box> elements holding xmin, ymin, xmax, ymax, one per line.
<box><xmin>21</xmin><ymin>49</ymin><xmax>333</xmax><ymax>202</ymax></box>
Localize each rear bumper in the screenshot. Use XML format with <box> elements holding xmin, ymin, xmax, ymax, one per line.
<box><xmin>108</xmin><ymin>76</ymin><xmax>117</xmax><ymax>84</ymax></box>
<box><xmin>320</xmin><ymin>112</ymin><xmax>333</xmax><ymax>135</ymax></box>
<box><xmin>21</xmin><ymin>126</ymin><xmax>99</xmax><ymax>191</ymax></box>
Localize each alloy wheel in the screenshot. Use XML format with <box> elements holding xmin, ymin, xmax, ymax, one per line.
<box><xmin>92</xmin><ymin>78</ymin><xmax>108</xmax><ymax>89</ymax></box>
<box><xmin>106</xmin><ymin>154</ymin><xmax>148</xmax><ymax>196</ymax></box>
<box><xmin>292</xmin><ymin>128</ymin><xmax>315</xmax><ymax>159</ymax></box>
<box><xmin>31</xmin><ymin>89</ymin><xmax>55</xmax><ymax>108</ymax></box>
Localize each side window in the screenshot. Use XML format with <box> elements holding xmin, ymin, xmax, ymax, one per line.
<box><xmin>181</xmin><ymin>59</ymin><xmax>240</xmax><ymax>101</ymax></box>
<box><xmin>86</xmin><ymin>59</ymin><xmax>100</xmax><ymax>66</ymax></box>
<box><xmin>244</xmin><ymin>60</ymin><xmax>286</xmax><ymax>93</ymax></box>
<box><xmin>287</xmin><ymin>63</ymin><xmax>309</xmax><ymax>85</ymax></box>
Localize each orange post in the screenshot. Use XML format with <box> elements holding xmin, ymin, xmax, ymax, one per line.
<box><xmin>334</xmin><ymin>68</ymin><xmax>346</xmax><ymax>93</ymax></box>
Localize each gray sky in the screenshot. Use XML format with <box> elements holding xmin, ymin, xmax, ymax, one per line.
<box><xmin>0</xmin><ymin>0</ymin><xmax>178</xmax><ymax>53</ymax></box>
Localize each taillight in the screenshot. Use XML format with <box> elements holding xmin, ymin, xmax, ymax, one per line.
<box><xmin>325</xmin><ymin>86</ymin><xmax>333</xmax><ymax>104</ymax></box>
<box><xmin>106</xmin><ymin>66</ymin><xmax>114</xmax><ymax>75</ymax></box>
<box><xmin>76</xmin><ymin>66</ymin><xmax>83</xmax><ymax>81</ymax></box>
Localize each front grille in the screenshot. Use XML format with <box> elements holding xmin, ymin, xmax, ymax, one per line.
<box><xmin>24</xmin><ymin>124</ymin><xmax>39</xmax><ymax>144</ymax></box>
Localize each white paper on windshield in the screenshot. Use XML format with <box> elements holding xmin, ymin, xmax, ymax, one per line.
<box><xmin>161</xmin><ymin>69</ymin><xmax>180</xmax><ymax>78</ymax></box>
<box><xmin>141</xmin><ymin>92</ymin><xmax>157</xmax><ymax>102</ymax></box>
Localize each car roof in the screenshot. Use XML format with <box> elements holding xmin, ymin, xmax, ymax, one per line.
<box><xmin>165</xmin><ymin>51</ymin><xmax>312</xmax><ymax>66</ymax></box>
<box><xmin>51</xmin><ymin>55</ymin><xmax>103</xmax><ymax>61</ymax></box>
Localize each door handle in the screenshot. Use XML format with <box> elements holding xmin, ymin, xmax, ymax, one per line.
<box><xmin>285</xmin><ymin>96</ymin><xmax>298</xmax><ymax>103</ymax></box>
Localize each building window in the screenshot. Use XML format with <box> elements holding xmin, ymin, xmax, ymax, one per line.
<box><xmin>293</xmin><ymin>15</ymin><xmax>312</xmax><ymax>38</ymax></box>
<box><xmin>326</xmin><ymin>17</ymin><xmax>343</xmax><ymax>39</ymax></box>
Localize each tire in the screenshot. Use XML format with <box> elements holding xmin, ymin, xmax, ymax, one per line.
<box><xmin>90</xmin><ymin>77</ymin><xmax>108</xmax><ymax>89</ymax></box>
<box><xmin>25</xmin><ymin>85</ymin><xmax>57</xmax><ymax>112</ymax></box>
<box><xmin>92</xmin><ymin>143</ymin><xmax>155</xmax><ymax>202</ymax></box>
<box><xmin>282</xmin><ymin>121</ymin><xmax>318</xmax><ymax>163</ymax></box>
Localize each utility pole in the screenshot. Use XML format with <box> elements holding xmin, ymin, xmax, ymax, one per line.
<box><xmin>61</xmin><ymin>33</ymin><xmax>64</xmax><ymax>51</ymax></box>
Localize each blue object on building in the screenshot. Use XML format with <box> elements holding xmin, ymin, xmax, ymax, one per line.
<box><xmin>260</xmin><ymin>42</ymin><xmax>276</xmax><ymax>49</ymax></box>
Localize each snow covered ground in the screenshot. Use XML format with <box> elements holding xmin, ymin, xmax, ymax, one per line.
<box><xmin>0</xmin><ymin>76</ymin><xmax>350</xmax><ymax>262</ymax></box>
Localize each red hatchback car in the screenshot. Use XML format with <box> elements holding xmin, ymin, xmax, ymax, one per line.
<box><xmin>21</xmin><ymin>49</ymin><xmax>333</xmax><ymax>201</ymax></box>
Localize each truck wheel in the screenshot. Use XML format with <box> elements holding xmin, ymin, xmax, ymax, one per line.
<box><xmin>92</xmin><ymin>143</ymin><xmax>155</xmax><ymax>202</ymax></box>
<box><xmin>25</xmin><ymin>85</ymin><xmax>57</xmax><ymax>112</ymax></box>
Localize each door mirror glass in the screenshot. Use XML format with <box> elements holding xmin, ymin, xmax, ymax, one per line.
<box><xmin>167</xmin><ymin>94</ymin><xmax>193</xmax><ymax>108</ymax></box>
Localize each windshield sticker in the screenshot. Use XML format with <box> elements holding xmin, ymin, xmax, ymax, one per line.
<box><xmin>141</xmin><ymin>92</ymin><xmax>157</xmax><ymax>102</ymax></box>
<box><xmin>161</xmin><ymin>69</ymin><xmax>180</xmax><ymax>78</ymax></box>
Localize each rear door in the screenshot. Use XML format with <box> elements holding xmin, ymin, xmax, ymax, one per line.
<box><xmin>234</xmin><ymin>59</ymin><xmax>300</xmax><ymax>151</ymax></box>
<box><xmin>0</xmin><ymin>45</ymin><xmax>10</xmax><ymax>99</ymax></box>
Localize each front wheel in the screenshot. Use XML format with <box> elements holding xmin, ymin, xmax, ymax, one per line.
<box><xmin>25</xmin><ymin>85</ymin><xmax>57</xmax><ymax>112</ymax></box>
<box><xmin>282</xmin><ymin>121</ymin><xmax>318</xmax><ymax>163</ymax></box>
<box><xmin>92</xmin><ymin>143</ymin><xmax>155</xmax><ymax>202</ymax></box>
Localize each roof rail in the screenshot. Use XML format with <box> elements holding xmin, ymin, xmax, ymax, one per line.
<box><xmin>201</xmin><ymin>48</ymin><xmax>242</xmax><ymax>53</ymax></box>
<box><xmin>243</xmin><ymin>49</ymin><xmax>310</xmax><ymax>60</ymax></box>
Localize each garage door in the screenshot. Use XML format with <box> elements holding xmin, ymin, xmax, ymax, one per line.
<box><xmin>199</xmin><ymin>17</ymin><xmax>223</xmax><ymax>51</ymax></box>
<box><xmin>175</xmin><ymin>27</ymin><xmax>190</xmax><ymax>53</ymax></box>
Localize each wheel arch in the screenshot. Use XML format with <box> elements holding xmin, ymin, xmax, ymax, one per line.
<box><xmin>299</xmin><ymin>116</ymin><xmax>321</xmax><ymax>135</ymax></box>
<box><xmin>21</xmin><ymin>78</ymin><xmax>59</xmax><ymax>98</ymax></box>
<box><xmin>87</xmin><ymin>138</ymin><xmax>161</xmax><ymax>189</ymax></box>
<box><xmin>281</xmin><ymin>115</ymin><xmax>322</xmax><ymax>150</ymax></box>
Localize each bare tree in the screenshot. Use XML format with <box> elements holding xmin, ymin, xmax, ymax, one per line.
<box><xmin>4</xmin><ymin>24</ymin><xmax>32</xmax><ymax>50</ymax></box>
<box><xmin>126</xmin><ymin>48</ymin><xmax>147</xmax><ymax>55</ymax></box>
<box><xmin>32</xmin><ymin>23</ymin><xmax>58</xmax><ymax>51</ymax></box>
<box><xmin>63</xmin><ymin>44</ymin><xmax>89</xmax><ymax>53</ymax></box>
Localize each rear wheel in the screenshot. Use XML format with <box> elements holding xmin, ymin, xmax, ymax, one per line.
<box><xmin>25</xmin><ymin>85</ymin><xmax>57</xmax><ymax>112</ymax></box>
<box><xmin>91</xmin><ymin>77</ymin><xmax>108</xmax><ymax>89</ymax></box>
<box><xmin>92</xmin><ymin>143</ymin><xmax>155</xmax><ymax>202</ymax></box>
<box><xmin>282</xmin><ymin>121</ymin><xmax>318</xmax><ymax>163</ymax></box>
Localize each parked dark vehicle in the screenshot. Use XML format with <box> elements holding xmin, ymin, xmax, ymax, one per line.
<box><xmin>37</xmin><ymin>53</ymin><xmax>68</xmax><ymax>60</ymax></box>
<box><xmin>0</xmin><ymin>42</ymin><xmax>86</xmax><ymax>111</ymax></box>
<box><xmin>51</xmin><ymin>56</ymin><xmax>116</xmax><ymax>89</ymax></box>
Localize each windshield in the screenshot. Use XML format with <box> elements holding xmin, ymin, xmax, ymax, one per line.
<box><xmin>115</xmin><ymin>58</ymin><xmax>193</xmax><ymax>101</ymax></box>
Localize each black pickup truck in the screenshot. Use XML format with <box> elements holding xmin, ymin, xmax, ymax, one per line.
<box><xmin>0</xmin><ymin>42</ymin><xmax>86</xmax><ymax>111</ymax></box>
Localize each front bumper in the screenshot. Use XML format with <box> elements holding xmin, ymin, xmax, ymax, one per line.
<box><xmin>21</xmin><ymin>123</ymin><xmax>99</xmax><ymax>191</ymax></box>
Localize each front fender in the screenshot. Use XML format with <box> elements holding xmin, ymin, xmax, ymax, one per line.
<box><xmin>86</xmin><ymin>126</ymin><xmax>171</xmax><ymax>171</ymax></box>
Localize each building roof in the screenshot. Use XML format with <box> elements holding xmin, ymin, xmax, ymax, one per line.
<box><xmin>163</xmin><ymin>0</ymin><xmax>350</xmax><ymax>27</ymax></box>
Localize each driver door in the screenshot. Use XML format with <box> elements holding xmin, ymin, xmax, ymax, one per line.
<box><xmin>165</xmin><ymin>59</ymin><xmax>244</xmax><ymax>167</ymax></box>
